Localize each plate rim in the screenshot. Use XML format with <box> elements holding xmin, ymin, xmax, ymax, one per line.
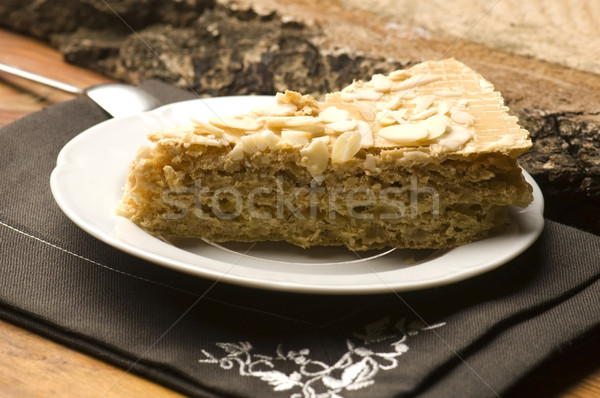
<box><xmin>50</xmin><ymin>96</ymin><xmax>545</xmax><ymax>295</ymax></box>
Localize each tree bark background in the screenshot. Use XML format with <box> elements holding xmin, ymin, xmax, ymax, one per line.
<box><xmin>1</xmin><ymin>0</ymin><xmax>598</xmax><ymax>232</ymax></box>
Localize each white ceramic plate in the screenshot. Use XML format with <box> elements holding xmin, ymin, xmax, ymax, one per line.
<box><xmin>50</xmin><ymin>96</ymin><xmax>544</xmax><ymax>294</ymax></box>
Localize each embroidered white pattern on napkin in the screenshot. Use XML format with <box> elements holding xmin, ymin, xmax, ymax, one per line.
<box><xmin>198</xmin><ymin>317</ymin><xmax>446</xmax><ymax>398</ymax></box>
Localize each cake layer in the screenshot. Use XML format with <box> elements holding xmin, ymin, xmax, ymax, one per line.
<box><xmin>119</xmin><ymin>142</ymin><xmax>532</xmax><ymax>249</ymax></box>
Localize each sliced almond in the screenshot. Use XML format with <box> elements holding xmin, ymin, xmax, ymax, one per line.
<box><xmin>239</xmin><ymin>130</ymin><xmax>281</xmax><ymax>153</ymax></box>
<box><xmin>251</xmin><ymin>102</ymin><xmax>297</xmax><ymax>117</ymax></box>
<box><xmin>319</xmin><ymin>106</ymin><xmax>350</xmax><ymax>123</ymax></box>
<box><xmin>388</xmin><ymin>70</ymin><xmax>410</xmax><ymax>81</ymax></box>
<box><xmin>390</xmin><ymin>109</ymin><xmax>408</xmax><ymax>124</ymax></box>
<box><xmin>382</xmin><ymin>96</ymin><xmax>403</xmax><ymax>111</ymax></box>
<box><xmin>300</xmin><ymin>138</ymin><xmax>329</xmax><ymax>176</ymax></box>
<box><xmin>154</xmin><ymin>128</ymin><xmax>224</xmax><ymax>147</ymax></box>
<box><xmin>341</xmin><ymin>90</ymin><xmax>383</xmax><ymax>101</ymax></box>
<box><xmin>294</xmin><ymin>125</ymin><xmax>327</xmax><ymax>137</ymax></box>
<box><xmin>312</xmin><ymin>135</ymin><xmax>331</xmax><ymax>144</ymax></box>
<box><xmin>409</xmin><ymin>108</ymin><xmax>438</xmax><ymax>121</ymax></box>
<box><xmin>413</xmin><ymin>95</ymin><xmax>435</xmax><ymax>114</ymax></box>
<box><xmin>326</xmin><ymin>119</ymin><xmax>357</xmax><ymax>133</ymax></box>
<box><xmin>424</xmin><ymin>114</ymin><xmax>449</xmax><ymax>140</ymax></box>
<box><xmin>396</xmin><ymin>89</ymin><xmax>417</xmax><ymax>99</ymax></box>
<box><xmin>240</xmin><ymin>134</ymin><xmax>268</xmax><ymax>153</ymax></box>
<box><xmin>364</xmin><ymin>153</ymin><xmax>378</xmax><ymax>172</ymax></box>
<box><xmin>378</xmin><ymin>124</ymin><xmax>429</xmax><ymax>146</ymax></box>
<box><xmin>376</xmin><ymin>110</ymin><xmax>397</xmax><ymax>126</ymax></box>
<box><xmin>354</xmin><ymin>99</ymin><xmax>376</xmax><ymax>121</ymax></box>
<box><xmin>332</xmin><ymin>131</ymin><xmax>362</xmax><ymax>163</ymax></box>
<box><xmin>260</xmin><ymin>116</ymin><xmax>321</xmax><ymax>129</ymax></box>
<box><xmin>372</xmin><ymin>74</ymin><xmax>394</xmax><ymax>92</ymax></box>
<box><xmin>209</xmin><ymin>116</ymin><xmax>261</xmax><ymax>131</ymax></box>
<box><xmin>228</xmin><ymin>143</ymin><xmax>245</xmax><ymax>160</ymax></box>
<box><xmin>393</xmin><ymin>74</ymin><xmax>441</xmax><ymax>91</ymax></box>
<box><xmin>356</xmin><ymin>120</ymin><xmax>374</xmax><ymax>147</ymax></box>
<box><xmin>376</xmin><ymin>109</ymin><xmax>408</xmax><ymax>126</ymax></box>
<box><xmin>190</xmin><ymin>119</ymin><xmax>226</xmax><ymax>137</ymax></box>
<box><xmin>262</xmin><ymin>130</ymin><xmax>281</xmax><ymax>147</ymax></box>
<box><xmin>280</xmin><ymin>130</ymin><xmax>311</xmax><ymax>147</ymax></box>
<box><xmin>437</xmin><ymin>124</ymin><xmax>473</xmax><ymax>151</ymax></box>
<box><xmin>437</xmin><ymin>100</ymin><xmax>450</xmax><ymax>115</ymax></box>
<box><xmin>450</xmin><ymin>108</ymin><xmax>474</xmax><ymax>125</ymax></box>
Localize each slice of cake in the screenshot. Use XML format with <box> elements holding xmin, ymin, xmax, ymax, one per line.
<box><xmin>118</xmin><ymin>58</ymin><xmax>533</xmax><ymax>250</ymax></box>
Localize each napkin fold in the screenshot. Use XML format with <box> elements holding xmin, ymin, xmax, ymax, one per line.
<box><xmin>0</xmin><ymin>80</ymin><xmax>599</xmax><ymax>398</ymax></box>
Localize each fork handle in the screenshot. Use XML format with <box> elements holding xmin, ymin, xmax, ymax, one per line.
<box><xmin>0</xmin><ymin>62</ymin><xmax>84</xmax><ymax>95</ymax></box>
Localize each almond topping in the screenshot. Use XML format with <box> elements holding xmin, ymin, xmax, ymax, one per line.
<box><xmin>382</xmin><ymin>96</ymin><xmax>403</xmax><ymax>111</ymax></box>
<box><xmin>341</xmin><ymin>90</ymin><xmax>383</xmax><ymax>101</ymax></box>
<box><xmin>240</xmin><ymin>134</ymin><xmax>268</xmax><ymax>153</ymax></box>
<box><xmin>378</xmin><ymin>124</ymin><xmax>429</xmax><ymax>146</ymax></box>
<box><xmin>372</xmin><ymin>74</ymin><xmax>394</xmax><ymax>92</ymax></box>
<box><xmin>364</xmin><ymin>153</ymin><xmax>378</xmax><ymax>172</ymax></box>
<box><xmin>396</xmin><ymin>89</ymin><xmax>417</xmax><ymax>99</ymax></box>
<box><xmin>301</xmin><ymin>124</ymin><xmax>327</xmax><ymax>136</ymax></box>
<box><xmin>388</xmin><ymin>70</ymin><xmax>410</xmax><ymax>81</ymax></box>
<box><xmin>450</xmin><ymin>108</ymin><xmax>474</xmax><ymax>125</ymax></box>
<box><xmin>437</xmin><ymin>101</ymin><xmax>450</xmax><ymax>115</ymax></box>
<box><xmin>376</xmin><ymin>109</ymin><xmax>407</xmax><ymax>126</ymax></box>
<box><xmin>424</xmin><ymin>114</ymin><xmax>449</xmax><ymax>139</ymax></box>
<box><xmin>228</xmin><ymin>143</ymin><xmax>245</xmax><ymax>160</ymax></box>
<box><xmin>313</xmin><ymin>135</ymin><xmax>331</xmax><ymax>144</ymax></box>
<box><xmin>300</xmin><ymin>139</ymin><xmax>329</xmax><ymax>177</ymax></box>
<box><xmin>354</xmin><ymin>100</ymin><xmax>376</xmax><ymax>121</ymax></box>
<box><xmin>238</xmin><ymin>131</ymin><xmax>280</xmax><ymax>154</ymax></box>
<box><xmin>409</xmin><ymin>108</ymin><xmax>438</xmax><ymax>121</ymax></box>
<box><xmin>153</xmin><ymin>128</ymin><xmax>224</xmax><ymax>146</ymax></box>
<box><xmin>393</xmin><ymin>74</ymin><xmax>441</xmax><ymax>91</ymax></box>
<box><xmin>209</xmin><ymin>116</ymin><xmax>261</xmax><ymax>131</ymax></box>
<box><xmin>332</xmin><ymin>131</ymin><xmax>362</xmax><ymax>163</ymax></box>
<box><xmin>260</xmin><ymin>116</ymin><xmax>321</xmax><ymax>129</ymax></box>
<box><xmin>280</xmin><ymin>130</ymin><xmax>311</xmax><ymax>147</ymax></box>
<box><xmin>251</xmin><ymin>102</ymin><xmax>297</xmax><ymax>117</ymax></box>
<box><xmin>356</xmin><ymin>120</ymin><xmax>374</xmax><ymax>147</ymax></box>
<box><xmin>326</xmin><ymin>119</ymin><xmax>358</xmax><ymax>133</ymax></box>
<box><xmin>319</xmin><ymin>106</ymin><xmax>350</xmax><ymax>123</ymax></box>
<box><xmin>390</xmin><ymin>109</ymin><xmax>408</xmax><ymax>124</ymax></box>
<box><xmin>413</xmin><ymin>95</ymin><xmax>435</xmax><ymax>114</ymax></box>
<box><xmin>190</xmin><ymin>119</ymin><xmax>226</xmax><ymax>137</ymax></box>
<box><xmin>262</xmin><ymin>130</ymin><xmax>281</xmax><ymax>147</ymax></box>
<box><xmin>376</xmin><ymin>110</ymin><xmax>397</xmax><ymax>126</ymax></box>
<box><xmin>437</xmin><ymin>124</ymin><xmax>473</xmax><ymax>151</ymax></box>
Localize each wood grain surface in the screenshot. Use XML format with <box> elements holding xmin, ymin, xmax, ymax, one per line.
<box><xmin>0</xmin><ymin>29</ymin><xmax>111</xmax><ymax>126</ymax></box>
<box><xmin>0</xmin><ymin>319</ymin><xmax>183</xmax><ymax>398</ymax></box>
<box><xmin>338</xmin><ymin>0</ymin><xmax>600</xmax><ymax>75</ymax></box>
<box><xmin>0</xmin><ymin>28</ymin><xmax>184</xmax><ymax>398</ymax></box>
<box><xmin>0</xmin><ymin>26</ymin><xmax>598</xmax><ymax>398</ymax></box>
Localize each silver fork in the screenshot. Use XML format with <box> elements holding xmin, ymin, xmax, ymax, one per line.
<box><xmin>0</xmin><ymin>62</ymin><xmax>161</xmax><ymax>118</ymax></box>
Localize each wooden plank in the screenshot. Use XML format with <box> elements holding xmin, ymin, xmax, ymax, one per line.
<box><xmin>0</xmin><ymin>319</ymin><xmax>183</xmax><ymax>398</ymax></box>
<box><xmin>0</xmin><ymin>28</ymin><xmax>113</xmax><ymax>121</ymax></box>
<box><xmin>0</xmin><ymin>29</ymin><xmax>112</xmax><ymax>88</ymax></box>
<box><xmin>0</xmin><ymin>28</ymin><xmax>184</xmax><ymax>398</ymax></box>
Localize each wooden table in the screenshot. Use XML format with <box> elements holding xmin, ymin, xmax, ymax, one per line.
<box><xmin>0</xmin><ymin>28</ymin><xmax>598</xmax><ymax>398</ymax></box>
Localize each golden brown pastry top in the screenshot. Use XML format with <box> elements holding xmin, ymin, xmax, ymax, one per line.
<box><xmin>149</xmin><ymin>58</ymin><xmax>532</xmax><ymax>178</ymax></box>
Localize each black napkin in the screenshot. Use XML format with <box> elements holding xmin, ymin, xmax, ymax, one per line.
<box><xmin>1</xmin><ymin>80</ymin><xmax>599</xmax><ymax>398</ymax></box>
